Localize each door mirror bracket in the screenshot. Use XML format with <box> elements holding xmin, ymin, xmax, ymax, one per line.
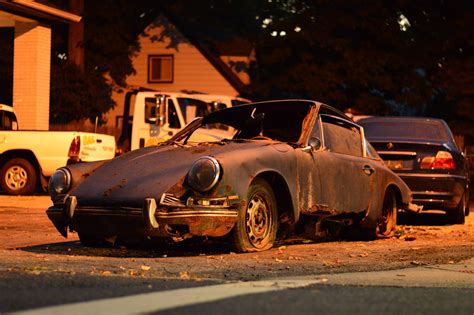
<box><xmin>302</xmin><ymin>137</ymin><xmax>322</xmax><ymax>153</ymax></box>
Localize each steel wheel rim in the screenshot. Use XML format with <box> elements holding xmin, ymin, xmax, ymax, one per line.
<box><xmin>5</xmin><ymin>165</ymin><xmax>28</xmax><ymax>190</ymax></box>
<box><xmin>245</xmin><ymin>192</ymin><xmax>272</xmax><ymax>248</ymax></box>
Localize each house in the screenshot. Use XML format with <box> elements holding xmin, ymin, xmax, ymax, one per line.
<box><xmin>105</xmin><ymin>14</ymin><xmax>253</xmax><ymax>129</ymax></box>
<box><xmin>0</xmin><ymin>0</ymin><xmax>80</xmax><ymax>130</ymax></box>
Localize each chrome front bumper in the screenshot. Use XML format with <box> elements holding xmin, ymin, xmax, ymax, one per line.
<box><xmin>46</xmin><ymin>194</ymin><xmax>240</xmax><ymax>239</ymax></box>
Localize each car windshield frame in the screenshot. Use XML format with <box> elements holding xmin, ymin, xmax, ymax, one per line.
<box><xmin>167</xmin><ymin>100</ymin><xmax>317</xmax><ymax>145</ymax></box>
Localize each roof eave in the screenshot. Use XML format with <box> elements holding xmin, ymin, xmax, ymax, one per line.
<box><xmin>0</xmin><ymin>0</ymin><xmax>81</xmax><ymax>24</ymax></box>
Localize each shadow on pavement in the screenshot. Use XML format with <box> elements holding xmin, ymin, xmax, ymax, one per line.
<box><xmin>19</xmin><ymin>232</ymin><xmax>369</xmax><ymax>259</ymax></box>
<box><xmin>19</xmin><ymin>237</ymin><xmax>238</xmax><ymax>258</ymax></box>
<box><xmin>397</xmin><ymin>211</ymin><xmax>452</xmax><ymax>226</ymax></box>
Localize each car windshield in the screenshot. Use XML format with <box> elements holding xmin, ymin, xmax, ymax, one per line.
<box><xmin>169</xmin><ymin>100</ymin><xmax>314</xmax><ymax>144</ymax></box>
<box><xmin>360</xmin><ymin>119</ymin><xmax>450</xmax><ymax>143</ymax></box>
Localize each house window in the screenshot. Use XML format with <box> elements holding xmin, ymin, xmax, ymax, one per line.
<box><xmin>148</xmin><ymin>55</ymin><xmax>173</xmax><ymax>83</ymax></box>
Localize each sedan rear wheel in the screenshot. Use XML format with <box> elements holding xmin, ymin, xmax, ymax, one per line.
<box><xmin>447</xmin><ymin>193</ymin><xmax>466</xmax><ymax>224</ymax></box>
<box><xmin>376</xmin><ymin>189</ymin><xmax>397</xmax><ymax>237</ymax></box>
<box><xmin>232</xmin><ymin>178</ymin><xmax>278</xmax><ymax>252</ymax></box>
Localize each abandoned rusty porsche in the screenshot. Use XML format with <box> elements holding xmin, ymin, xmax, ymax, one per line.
<box><xmin>46</xmin><ymin>100</ymin><xmax>413</xmax><ymax>252</ymax></box>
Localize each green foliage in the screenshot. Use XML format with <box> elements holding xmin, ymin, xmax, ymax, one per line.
<box><xmin>49</xmin><ymin>0</ymin><xmax>156</xmax><ymax>123</ymax></box>
<box><xmin>50</xmin><ymin>63</ymin><xmax>114</xmax><ymax>124</ymax></box>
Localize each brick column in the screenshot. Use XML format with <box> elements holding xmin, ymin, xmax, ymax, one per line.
<box><xmin>13</xmin><ymin>22</ymin><xmax>51</xmax><ymax>130</ymax></box>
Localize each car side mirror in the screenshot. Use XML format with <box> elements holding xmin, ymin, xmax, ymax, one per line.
<box><xmin>309</xmin><ymin>137</ymin><xmax>322</xmax><ymax>150</ymax></box>
<box><xmin>302</xmin><ymin>137</ymin><xmax>322</xmax><ymax>153</ymax></box>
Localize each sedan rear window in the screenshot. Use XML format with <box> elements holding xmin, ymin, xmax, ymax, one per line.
<box><xmin>361</xmin><ymin>120</ymin><xmax>450</xmax><ymax>143</ymax></box>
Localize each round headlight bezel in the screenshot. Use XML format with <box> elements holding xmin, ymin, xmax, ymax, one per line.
<box><xmin>48</xmin><ymin>167</ymin><xmax>72</xmax><ymax>195</ymax></box>
<box><xmin>187</xmin><ymin>157</ymin><xmax>221</xmax><ymax>192</ymax></box>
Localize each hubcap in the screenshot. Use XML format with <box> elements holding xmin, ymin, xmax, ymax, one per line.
<box><xmin>5</xmin><ymin>165</ymin><xmax>28</xmax><ymax>190</ymax></box>
<box><xmin>245</xmin><ymin>192</ymin><xmax>272</xmax><ymax>247</ymax></box>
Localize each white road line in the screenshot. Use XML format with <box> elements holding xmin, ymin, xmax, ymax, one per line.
<box><xmin>15</xmin><ymin>278</ymin><xmax>328</xmax><ymax>315</ymax></box>
<box><xmin>15</xmin><ymin>259</ymin><xmax>474</xmax><ymax>314</ymax></box>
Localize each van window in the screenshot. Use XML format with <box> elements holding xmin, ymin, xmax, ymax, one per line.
<box><xmin>144</xmin><ymin>98</ymin><xmax>158</xmax><ymax>124</ymax></box>
<box><xmin>167</xmin><ymin>99</ymin><xmax>181</xmax><ymax>129</ymax></box>
<box><xmin>177</xmin><ymin>98</ymin><xmax>211</xmax><ymax>125</ymax></box>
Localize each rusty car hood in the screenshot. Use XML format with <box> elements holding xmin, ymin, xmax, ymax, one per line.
<box><xmin>71</xmin><ymin>140</ymin><xmax>292</xmax><ymax>207</ymax></box>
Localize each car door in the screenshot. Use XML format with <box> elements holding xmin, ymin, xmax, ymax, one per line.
<box><xmin>295</xmin><ymin>114</ymin><xmax>324</xmax><ymax>214</ymax></box>
<box><xmin>316</xmin><ymin>114</ymin><xmax>374</xmax><ymax>213</ymax></box>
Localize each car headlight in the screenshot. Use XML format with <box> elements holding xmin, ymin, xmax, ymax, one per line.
<box><xmin>48</xmin><ymin>167</ymin><xmax>72</xmax><ymax>195</ymax></box>
<box><xmin>187</xmin><ymin>157</ymin><xmax>221</xmax><ymax>192</ymax></box>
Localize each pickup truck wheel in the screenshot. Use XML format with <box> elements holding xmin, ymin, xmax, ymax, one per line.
<box><xmin>232</xmin><ymin>178</ymin><xmax>278</xmax><ymax>252</ymax></box>
<box><xmin>0</xmin><ymin>158</ymin><xmax>37</xmax><ymax>195</ymax></box>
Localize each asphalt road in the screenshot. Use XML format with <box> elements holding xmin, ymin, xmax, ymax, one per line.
<box><xmin>2</xmin><ymin>260</ymin><xmax>474</xmax><ymax>314</ymax></box>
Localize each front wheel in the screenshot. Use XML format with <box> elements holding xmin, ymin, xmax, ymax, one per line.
<box><xmin>232</xmin><ymin>178</ymin><xmax>278</xmax><ymax>252</ymax></box>
<box><xmin>78</xmin><ymin>233</ymin><xmax>110</xmax><ymax>248</ymax></box>
<box><xmin>0</xmin><ymin>158</ymin><xmax>37</xmax><ymax>195</ymax></box>
<box><xmin>376</xmin><ymin>189</ymin><xmax>398</xmax><ymax>237</ymax></box>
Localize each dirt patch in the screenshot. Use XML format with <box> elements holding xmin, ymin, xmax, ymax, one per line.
<box><xmin>0</xmin><ymin>196</ymin><xmax>473</xmax><ymax>281</ymax></box>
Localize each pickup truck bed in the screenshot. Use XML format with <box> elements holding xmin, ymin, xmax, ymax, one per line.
<box><xmin>0</xmin><ymin>131</ymin><xmax>115</xmax><ymax>195</ymax></box>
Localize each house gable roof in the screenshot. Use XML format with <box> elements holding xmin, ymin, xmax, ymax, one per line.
<box><xmin>153</xmin><ymin>12</ymin><xmax>247</xmax><ymax>95</ymax></box>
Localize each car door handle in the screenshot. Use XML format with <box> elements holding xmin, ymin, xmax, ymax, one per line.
<box><xmin>363</xmin><ymin>165</ymin><xmax>375</xmax><ymax>176</ymax></box>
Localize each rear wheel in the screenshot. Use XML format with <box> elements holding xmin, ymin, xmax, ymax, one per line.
<box><xmin>0</xmin><ymin>158</ymin><xmax>37</xmax><ymax>195</ymax></box>
<box><xmin>232</xmin><ymin>178</ymin><xmax>278</xmax><ymax>252</ymax></box>
<box><xmin>376</xmin><ymin>189</ymin><xmax>398</xmax><ymax>237</ymax></box>
<box><xmin>447</xmin><ymin>193</ymin><xmax>466</xmax><ymax>224</ymax></box>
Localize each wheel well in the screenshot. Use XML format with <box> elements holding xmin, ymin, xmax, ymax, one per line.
<box><xmin>254</xmin><ymin>171</ymin><xmax>294</xmax><ymax>232</ymax></box>
<box><xmin>386</xmin><ymin>184</ymin><xmax>402</xmax><ymax>209</ymax></box>
<box><xmin>0</xmin><ymin>150</ymin><xmax>41</xmax><ymax>179</ymax></box>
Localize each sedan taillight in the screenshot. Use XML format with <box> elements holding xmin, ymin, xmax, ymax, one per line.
<box><xmin>420</xmin><ymin>151</ymin><xmax>455</xmax><ymax>170</ymax></box>
<box><xmin>68</xmin><ymin>136</ymin><xmax>81</xmax><ymax>158</ymax></box>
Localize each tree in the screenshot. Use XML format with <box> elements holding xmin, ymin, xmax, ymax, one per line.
<box><xmin>49</xmin><ymin>0</ymin><xmax>158</xmax><ymax>124</ymax></box>
<box><xmin>48</xmin><ymin>0</ymin><xmax>474</xmax><ymax>138</ymax></box>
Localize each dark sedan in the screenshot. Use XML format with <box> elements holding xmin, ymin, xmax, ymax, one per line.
<box><xmin>359</xmin><ymin>117</ymin><xmax>470</xmax><ymax>224</ymax></box>
<box><xmin>47</xmin><ymin>100</ymin><xmax>412</xmax><ymax>252</ymax></box>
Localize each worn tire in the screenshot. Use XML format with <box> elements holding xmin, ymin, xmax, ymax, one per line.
<box><xmin>232</xmin><ymin>178</ymin><xmax>278</xmax><ymax>252</ymax></box>
<box><xmin>376</xmin><ymin>189</ymin><xmax>398</xmax><ymax>237</ymax></box>
<box><xmin>447</xmin><ymin>193</ymin><xmax>466</xmax><ymax>224</ymax></box>
<box><xmin>464</xmin><ymin>188</ymin><xmax>470</xmax><ymax>216</ymax></box>
<box><xmin>78</xmin><ymin>233</ymin><xmax>109</xmax><ymax>248</ymax></box>
<box><xmin>0</xmin><ymin>158</ymin><xmax>37</xmax><ymax>195</ymax></box>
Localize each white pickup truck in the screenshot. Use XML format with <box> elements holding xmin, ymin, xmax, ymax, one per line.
<box><xmin>0</xmin><ymin>104</ymin><xmax>116</xmax><ymax>195</ymax></box>
<box><xmin>116</xmin><ymin>90</ymin><xmax>250</xmax><ymax>153</ymax></box>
